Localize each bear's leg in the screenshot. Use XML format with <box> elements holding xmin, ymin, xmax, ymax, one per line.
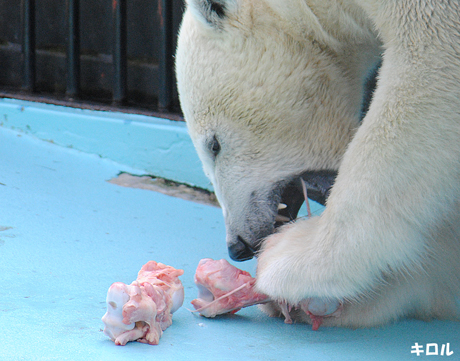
<box><xmin>259</xmin><ymin>222</ymin><xmax>460</xmax><ymax>328</ymax></box>
<box><xmin>257</xmin><ymin>0</ymin><xmax>460</xmax><ymax>325</ymax></box>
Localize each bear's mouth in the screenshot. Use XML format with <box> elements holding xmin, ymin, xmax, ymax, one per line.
<box><xmin>274</xmin><ymin>170</ymin><xmax>338</xmax><ymax>228</ymax></box>
<box><xmin>229</xmin><ymin>170</ymin><xmax>338</xmax><ymax>261</ymax></box>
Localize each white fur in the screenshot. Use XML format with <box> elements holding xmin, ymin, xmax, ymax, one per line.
<box><xmin>176</xmin><ymin>0</ymin><xmax>460</xmax><ymax>327</ymax></box>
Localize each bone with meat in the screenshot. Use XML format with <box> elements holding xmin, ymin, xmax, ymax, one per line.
<box><xmin>102</xmin><ymin>261</ymin><xmax>184</xmax><ymax>345</ymax></box>
<box><xmin>191</xmin><ymin>258</ymin><xmax>269</xmax><ymax>317</ymax></box>
<box><xmin>191</xmin><ymin>258</ymin><xmax>341</xmax><ymax>330</ymax></box>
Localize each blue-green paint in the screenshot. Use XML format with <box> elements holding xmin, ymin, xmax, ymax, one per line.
<box><xmin>0</xmin><ymin>97</ymin><xmax>211</xmax><ymax>190</ymax></box>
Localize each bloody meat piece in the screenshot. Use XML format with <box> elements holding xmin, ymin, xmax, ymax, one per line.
<box><xmin>191</xmin><ymin>258</ymin><xmax>342</xmax><ymax>330</ymax></box>
<box><xmin>102</xmin><ymin>261</ymin><xmax>184</xmax><ymax>345</ymax></box>
<box><xmin>191</xmin><ymin>258</ymin><xmax>269</xmax><ymax>317</ymax></box>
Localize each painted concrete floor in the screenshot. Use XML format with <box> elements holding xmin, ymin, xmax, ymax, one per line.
<box><xmin>1</xmin><ymin>126</ymin><xmax>459</xmax><ymax>361</ymax></box>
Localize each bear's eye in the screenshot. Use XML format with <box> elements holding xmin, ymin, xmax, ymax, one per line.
<box><xmin>209</xmin><ymin>136</ymin><xmax>221</xmax><ymax>157</ymax></box>
<box><xmin>210</xmin><ymin>1</ymin><xmax>225</xmax><ymax>18</ymax></box>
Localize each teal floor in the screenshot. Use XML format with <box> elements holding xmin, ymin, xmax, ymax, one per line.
<box><xmin>1</xmin><ymin>124</ymin><xmax>459</xmax><ymax>360</ymax></box>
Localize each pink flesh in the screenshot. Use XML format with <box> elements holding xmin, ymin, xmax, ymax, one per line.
<box><xmin>102</xmin><ymin>261</ymin><xmax>184</xmax><ymax>345</ymax></box>
<box><xmin>191</xmin><ymin>258</ymin><xmax>269</xmax><ymax>317</ymax></box>
<box><xmin>191</xmin><ymin>258</ymin><xmax>342</xmax><ymax>330</ymax></box>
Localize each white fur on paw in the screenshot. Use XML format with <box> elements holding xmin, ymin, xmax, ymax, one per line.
<box><xmin>256</xmin><ymin>217</ymin><xmax>353</xmax><ymax>302</ymax></box>
<box><xmin>256</xmin><ymin>219</ymin><xmax>319</xmax><ymax>303</ymax></box>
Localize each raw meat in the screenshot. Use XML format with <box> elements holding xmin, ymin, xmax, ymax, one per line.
<box><xmin>191</xmin><ymin>258</ymin><xmax>269</xmax><ymax>317</ymax></box>
<box><xmin>102</xmin><ymin>261</ymin><xmax>184</xmax><ymax>345</ymax></box>
<box><xmin>191</xmin><ymin>258</ymin><xmax>341</xmax><ymax>330</ymax></box>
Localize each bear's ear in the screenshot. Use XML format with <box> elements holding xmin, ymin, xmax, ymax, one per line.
<box><xmin>187</xmin><ymin>0</ymin><xmax>237</xmax><ymax>29</ymax></box>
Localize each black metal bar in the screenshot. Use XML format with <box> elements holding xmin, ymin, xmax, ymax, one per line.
<box><xmin>158</xmin><ymin>0</ymin><xmax>174</xmax><ymax>111</ymax></box>
<box><xmin>22</xmin><ymin>0</ymin><xmax>36</xmax><ymax>91</ymax></box>
<box><xmin>112</xmin><ymin>0</ymin><xmax>127</xmax><ymax>105</ymax></box>
<box><xmin>66</xmin><ymin>0</ymin><xmax>80</xmax><ymax>98</ymax></box>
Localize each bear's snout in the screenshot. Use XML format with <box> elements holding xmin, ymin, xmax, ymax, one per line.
<box><xmin>228</xmin><ymin>236</ymin><xmax>256</xmax><ymax>261</ymax></box>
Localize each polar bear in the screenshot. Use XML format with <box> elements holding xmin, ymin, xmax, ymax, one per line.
<box><xmin>175</xmin><ymin>0</ymin><xmax>460</xmax><ymax>327</ymax></box>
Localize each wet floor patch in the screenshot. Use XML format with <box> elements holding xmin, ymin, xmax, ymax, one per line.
<box><xmin>108</xmin><ymin>173</ymin><xmax>219</xmax><ymax>207</ymax></box>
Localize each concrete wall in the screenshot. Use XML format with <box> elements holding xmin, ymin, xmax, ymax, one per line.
<box><xmin>0</xmin><ymin>97</ymin><xmax>211</xmax><ymax>190</ymax></box>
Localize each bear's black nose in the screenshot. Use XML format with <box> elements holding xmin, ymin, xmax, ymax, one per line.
<box><xmin>228</xmin><ymin>236</ymin><xmax>255</xmax><ymax>261</ymax></box>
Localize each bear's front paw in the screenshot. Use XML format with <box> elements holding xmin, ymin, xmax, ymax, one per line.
<box><xmin>256</xmin><ymin>217</ymin><xmax>346</xmax><ymax>328</ymax></box>
<box><xmin>256</xmin><ymin>217</ymin><xmax>322</xmax><ymax>303</ymax></box>
<box><xmin>256</xmin><ymin>215</ymin><xmax>351</xmax><ymax>298</ymax></box>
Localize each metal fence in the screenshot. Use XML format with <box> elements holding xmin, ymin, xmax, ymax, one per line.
<box><xmin>0</xmin><ymin>0</ymin><xmax>184</xmax><ymax>118</ymax></box>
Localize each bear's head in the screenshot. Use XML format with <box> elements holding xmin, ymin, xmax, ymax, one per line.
<box><xmin>176</xmin><ymin>0</ymin><xmax>380</xmax><ymax>260</ymax></box>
